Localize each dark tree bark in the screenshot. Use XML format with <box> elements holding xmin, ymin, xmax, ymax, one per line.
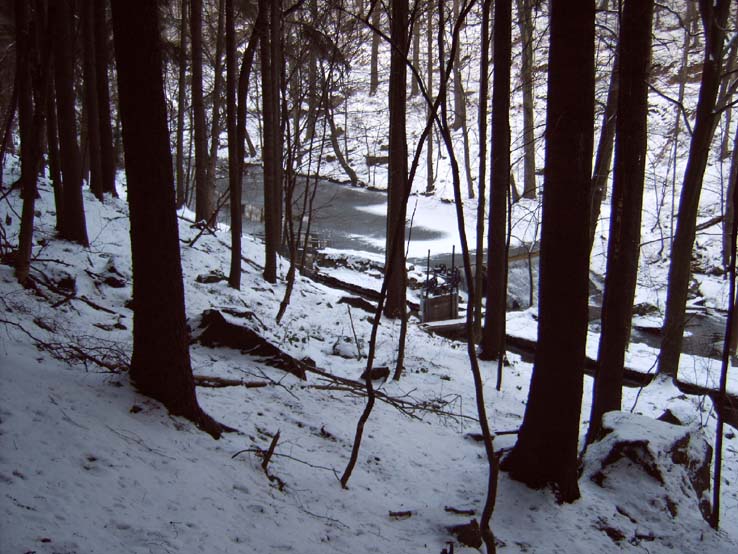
<box><xmin>516</xmin><ymin>0</ymin><xmax>536</xmax><ymax>199</ymax></box>
<box><xmin>383</xmin><ymin>0</ymin><xmax>409</xmax><ymax>319</ymax></box>
<box><xmin>589</xmin><ymin>52</ymin><xmax>619</xmax><ymax>249</ymax></box>
<box><xmin>658</xmin><ymin>0</ymin><xmax>732</xmax><ymax>378</ymax></box>
<box><xmin>425</xmin><ymin>5</ymin><xmax>434</xmax><ymax>194</ymax></box>
<box><xmin>51</xmin><ymin>0</ymin><xmax>88</xmax><ymax>246</ymax></box>
<box><xmin>191</xmin><ymin>0</ymin><xmax>212</xmax><ymax>223</ymax></box>
<box><xmin>480</xmin><ymin>0</ymin><xmax>511</xmax><ymax>361</ymax></box>
<box><xmin>588</xmin><ymin>0</ymin><xmax>654</xmax><ymax>443</ymax></box>
<box><xmin>15</xmin><ymin>0</ymin><xmax>37</xmax><ymax>285</ymax></box>
<box><xmin>93</xmin><ymin>0</ymin><xmax>117</xmax><ymax>197</ymax></box>
<box><xmin>369</xmin><ymin>3</ymin><xmax>380</xmax><ymax>96</ymax></box>
<box><xmin>226</xmin><ymin>0</ymin><xmax>240</xmax><ymax>289</ymax></box>
<box><xmin>473</xmin><ymin>0</ymin><xmax>491</xmax><ymax>340</ymax></box>
<box><xmin>175</xmin><ymin>0</ymin><xmax>188</xmax><ymax>209</ymax></box>
<box><xmin>260</xmin><ymin>0</ymin><xmax>282</xmax><ymax>283</ymax></box>
<box><xmin>205</xmin><ymin>0</ymin><xmax>226</xmax><ymax>200</ymax></box>
<box><xmin>500</xmin><ymin>0</ymin><xmax>595</xmax><ymax>503</ymax></box>
<box><xmin>111</xmin><ymin>0</ymin><xmax>221</xmax><ymax>439</ymax></box>
<box><xmin>46</xmin><ymin>72</ymin><xmax>63</xmax><ymax>231</ymax></box>
<box><xmin>82</xmin><ymin>0</ymin><xmax>103</xmax><ymax>201</ymax></box>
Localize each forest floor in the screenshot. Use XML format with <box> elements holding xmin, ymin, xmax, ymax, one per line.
<box><xmin>1</xmin><ymin>162</ymin><xmax>738</xmax><ymax>553</ymax></box>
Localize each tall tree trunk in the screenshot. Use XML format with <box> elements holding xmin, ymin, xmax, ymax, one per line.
<box><xmin>111</xmin><ymin>0</ymin><xmax>221</xmax><ymax>439</ymax></box>
<box><xmin>588</xmin><ymin>0</ymin><xmax>654</xmax><ymax>443</ymax></box>
<box><xmin>191</xmin><ymin>0</ymin><xmax>212</xmax><ymax>223</ymax></box>
<box><xmin>15</xmin><ymin>0</ymin><xmax>38</xmax><ymax>286</ymax></box>
<box><xmin>226</xmin><ymin>0</ymin><xmax>240</xmax><ymax>290</ymax></box>
<box><xmin>260</xmin><ymin>0</ymin><xmax>282</xmax><ymax>283</ymax></box>
<box><xmin>82</xmin><ymin>0</ymin><xmax>103</xmax><ymax>201</ymax></box>
<box><xmin>658</xmin><ymin>0</ymin><xmax>732</xmax><ymax>378</ymax></box>
<box><xmin>425</xmin><ymin>4</ymin><xmax>434</xmax><ymax>194</ymax></box>
<box><xmin>588</xmin><ymin>52</ymin><xmax>619</xmax><ymax>249</ymax></box>
<box><xmin>384</xmin><ymin>0</ymin><xmax>409</xmax><ymax>319</ymax></box>
<box><xmin>46</xmin><ymin>72</ymin><xmax>63</xmax><ymax>231</ymax></box>
<box><xmin>51</xmin><ymin>0</ymin><xmax>88</xmax><ymax>246</ymax></box>
<box><xmin>499</xmin><ymin>0</ymin><xmax>595</xmax><ymax>503</ymax></box>
<box><xmin>206</xmin><ymin>0</ymin><xmax>226</xmax><ymax>200</ymax></box>
<box><xmin>175</xmin><ymin>0</ymin><xmax>188</xmax><ymax>209</ymax></box>
<box><xmin>516</xmin><ymin>0</ymin><xmax>536</xmax><ymax>199</ymax></box>
<box><xmin>473</xmin><ymin>0</ymin><xmax>492</xmax><ymax>340</ymax></box>
<box><xmin>451</xmin><ymin>0</ymin><xmax>465</xmax><ymax>131</ymax></box>
<box><xmin>93</xmin><ymin>0</ymin><xmax>116</xmax><ymax>197</ymax></box>
<box><xmin>480</xmin><ymin>0</ymin><xmax>511</xmax><ymax>361</ymax></box>
<box><xmin>369</xmin><ymin>4</ymin><xmax>380</xmax><ymax>96</ymax></box>
<box><xmin>410</xmin><ymin>9</ymin><xmax>420</xmax><ymax>97</ymax></box>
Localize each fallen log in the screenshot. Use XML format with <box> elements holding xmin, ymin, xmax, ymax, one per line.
<box><xmin>194</xmin><ymin>309</ymin><xmax>309</xmax><ymax>380</ymax></box>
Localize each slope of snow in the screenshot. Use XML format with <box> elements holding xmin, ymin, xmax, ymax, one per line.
<box><xmin>1</xmin><ymin>170</ymin><xmax>737</xmax><ymax>553</ymax></box>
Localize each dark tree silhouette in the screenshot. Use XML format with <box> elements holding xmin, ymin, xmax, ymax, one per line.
<box><xmin>51</xmin><ymin>0</ymin><xmax>88</xmax><ymax>246</ymax></box>
<box><xmin>658</xmin><ymin>0</ymin><xmax>732</xmax><ymax>378</ymax></box>
<box><xmin>384</xmin><ymin>0</ymin><xmax>409</xmax><ymax>319</ymax></box>
<box><xmin>93</xmin><ymin>0</ymin><xmax>117</xmax><ymax>196</ymax></box>
<box><xmin>191</xmin><ymin>0</ymin><xmax>212</xmax><ymax>223</ymax></box>
<box><xmin>480</xmin><ymin>0</ymin><xmax>511</xmax><ymax>361</ymax></box>
<box><xmin>588</xmin><ymin>0</ymin><xmax>654</xmax><ymax>442</ymax></box>
<box><xmin>500</xmin><ymin>0</ymin><xmax>595</xmax><ymax>503</ymax></box>
<box><xmin>111</xmin><ymin>0</ymin><xmax>221</xmax><ymax>438</ymax></box>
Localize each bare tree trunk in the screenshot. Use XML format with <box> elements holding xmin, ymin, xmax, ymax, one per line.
<box><xmin>425</xmin><ymin>4</ymin><xmax>434</xmax><ymax>194</ymax></box>
<box><xmin>52</xmin><ymin>0</ymin><xmax>88</xmax><ymax>246</ymax></box>
<box><xmin>175</xmin><ymin>0</ymin><xmax>188</xmax><ymax>209</ymax></box>
<box><xmin>82</xmin><ymin>0</ymin><xmax>103</xmax><ymax>201</ymax></box>
<box><xmin>384</xmin><ymin>0</ymin><xmax>409</xmax><ymax>319</ymax></box>
<box><xmin>516</xmin><ymin>0</ymin><xmax>536</xmax><ymax>199</ymax></box>
<box><xmin>369</xmin><ymin>4</ymin><xmax>380</xmax><ymax>96</ymax></box>
<box><xmin>588</xmin><ymin>0</ymin><xmax>654</xmax><ymax>443</ymax></box>
<box><xmin>480</xmin><ymin>0</ymin><xmax>511</xmax><ymax>361</ymax></box>
<box><xmin>658</xmin><ymin>0</ymin><xmax>732</xmax><ymax>379</ymax></box>
<box><xmin>206</xmin><ymin>0</ymin><xmax>226</xmax><ymax>201</ymax></box>
<box><xmin>226</xmin><ymin>0</ymin><xmax>240</xmax><ymax>290</ymax></box>
<box><xmin>260</xmin><ymin>0</ymin><xmax>282</xmax><ymax>283</ymax></box>
<box><xmin>712</xmin><ymin>122</ymin><xmax>738</xmax><ymax>531</ymax></box>
<box><xmin>589</xmin><ymin>52</ymin><xmax>619</xmax><ymax>249</ymax></box>
<box><xmin>191</xmin><ymin>0</ymin><xmax>212</xmax><ymax>223</ymax></box>
<box><xmin>473</xmin><ymin>0</ymin><xmax>492</xmax><ymax>341</ymax></box>
<box><xmin>111</xmin><ymin>0</ymin><xmax>221</xmax><ymax>439</ymax></box>
<box><xmin>410</xmin><ymin>8</ymin><xmax>420</xmax><ymax>97</ymax></box>
<box><xmin>451</xmin><ymin>0</ymin><xmax>465</xmax><ymax>131</ymax></box>
<box><xmin>46</xmin><ymin>72</ymin><xmax>63</xmax><ymax>231</ymax></box>
<box><xmin>500</xmin><ymin>0</ymin><xmax>594</xmax><ymax>503</ymax></box>
<box><xmin>93</xmin><ymin>0</ymin><xmax>116</xmax><ymax>197</ymax></box>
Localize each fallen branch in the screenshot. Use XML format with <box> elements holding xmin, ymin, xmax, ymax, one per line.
<box><xmin>192</xmin><ymin>375</ymin><xmax>269</xmax><ymax>388</ymax></box>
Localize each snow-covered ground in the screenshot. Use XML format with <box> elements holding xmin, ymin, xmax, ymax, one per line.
<box><xmin>1</xmin><ymin>160</ymin><xmax>737</xmax><ymax>553</ymax></box>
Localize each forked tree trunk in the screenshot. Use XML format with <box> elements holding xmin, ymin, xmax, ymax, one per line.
<box><xmin>500</xmin><ymin>0</ymin><xmax>595</xmax><ymax>503</ymax></box>
<box><xmin>111</xmin><ymin>0</ymin><xmax>221</xmax><ymax>439</ymax></box>
<box><xmin>588</xmin><ymin>0</ymin><xmax>654</xmax><ymax>443</ymax></box>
